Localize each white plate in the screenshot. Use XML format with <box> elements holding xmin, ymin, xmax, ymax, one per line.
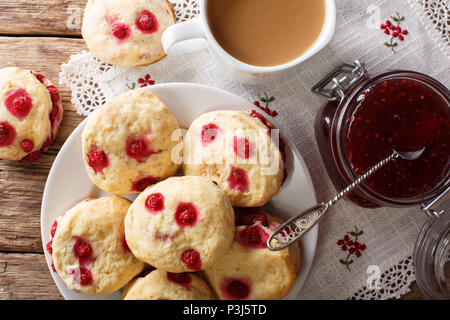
<box><xmin>41</xmin><ymin>83</ymin><xmax>318</xmax><ymax>300</ymax></box>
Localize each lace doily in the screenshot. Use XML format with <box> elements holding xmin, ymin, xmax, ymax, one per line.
<box><xmin>350</xmin><ymin>256</ymin><xmax>416</xmax><ymax>300</ymax></box>
<box><xmin>170</xmin><ymin>0</ymin><xmax>199</xmax><ymax>22</ymax></box>
<box><xmin>408</xmin><ymin>0</ymin><xmax>450</xmax><ymax>56</ymax></box>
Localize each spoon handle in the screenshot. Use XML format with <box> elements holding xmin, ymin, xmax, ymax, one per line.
<box><xmin>267</xmin><ymin>151</ymin><xmax>400</xmax><ymax>251</ymax></box>
<box><xmin>327</xmin><ymin>150</ymin><xmax>400</xmax><ymax>207</ymax></box>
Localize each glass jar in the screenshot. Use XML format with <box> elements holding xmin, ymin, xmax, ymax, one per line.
<box><xmin>313</xmin><ymin>61</ymin><xmax>450</xmax><ymax>208</ymax></box>
<box><xmin>414</xmin><ymin>189</ymin><xmax>449</xmax><ymax>300</ymax></box>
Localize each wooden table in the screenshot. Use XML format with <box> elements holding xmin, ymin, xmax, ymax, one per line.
<box><xmin>0</xmin><ymin>0</ymin><xmax>425</xmax><ymax>300</ymax></box>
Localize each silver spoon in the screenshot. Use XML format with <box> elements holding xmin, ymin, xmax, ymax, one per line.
<box><xmin>267</xmin><ymin>148</ymin><xmax>425</xmax><ymax>251</ymax></box>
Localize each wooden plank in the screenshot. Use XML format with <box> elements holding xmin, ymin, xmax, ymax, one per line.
<box><xmin>0</xmin><ymin>252</ymin><xmax>62</xmax><ymax>299</ymax></box>
<box><xmin>0</xmin><ymin>37</ymin><xmax>86</xmax><ymax>252</ymax></box>
<box><xmin>0</xmin><ymin>0</ymin><xmax>84</xmax><ymax>36</ymax></box>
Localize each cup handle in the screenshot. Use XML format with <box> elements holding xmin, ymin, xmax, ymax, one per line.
<box><xmin>162</xmin><ymin>18</ymin><xmax>205</xmax><ymax>54</ymax></box>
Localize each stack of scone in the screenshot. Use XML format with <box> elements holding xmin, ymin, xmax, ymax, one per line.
<box><xmin>47</xmin><ymin>88</ymin><xmax>301</xmax><ymax>300</ymax></box>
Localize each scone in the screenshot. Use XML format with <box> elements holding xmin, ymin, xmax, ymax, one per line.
<box><xmin>122</xmin><ymin>270</ymin><xmax>215</xmax><ymax>300</ymax></box>
<box><xmin>0</xmin><ymin>67</ymin><xmax>63</xmax><ymax>162</ymax></box>
<box><xmin>50</xmin><ymin>197</ymin><xmax>145</xmax><ymax>295</ymax></box>
<box><xmin>125</xmin><ymin>176</ymin><xmax>235</xmax><ymax>272</ymax></box>
<box><xmin>183</xmin><ymin>110</ymin><xmax>284</xmax><ymax>207</ymax></box>
<box><xmin>204</xmin><ymin>208</ymin><xmax>301</xmax><ymax>300</ymax></box>
<box><xmin>82</xmin><ymin>0</ymin><xmax>175</xmax><ymax>66</ymax></box>
<box><xmin>81</xmin><ymin>89</ymin><xmax>182</xmax><ymax>195</ymax></box>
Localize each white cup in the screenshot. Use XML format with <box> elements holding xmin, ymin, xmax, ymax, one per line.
<box><xmin>162</xmin><ymin>0</ymin><xmax>336</xmax><ymax>83</ymax></box>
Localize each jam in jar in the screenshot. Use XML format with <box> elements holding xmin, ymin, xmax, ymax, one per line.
<box><xmin>314</xmin><ymin>61</ymin><xmax>449</xmax><ymax>208</ymax></box>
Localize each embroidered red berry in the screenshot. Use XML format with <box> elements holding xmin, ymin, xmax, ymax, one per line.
<box><xmin>137</xmin><ymin>74</ymin><xmax>155</xmax><ymax>87</ymax></box>
<box><xmin>381</xmin><ymin>12</ymin><xmax>408</xmax><ymax>53</ymax></box>
<box><xmin>254</xmin><ymin>93</ymin><xmax>278</xmax><ymax>117</ymax></box>
<box><xmin>338</xmin><ymin>226</ymin><xmax>366</xmax><ymax>271</ymax></box>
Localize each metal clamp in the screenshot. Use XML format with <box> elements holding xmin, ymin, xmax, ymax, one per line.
<box><xmin>421</xmin><ymin>180</ymin><xmax>449</xmax><ymax>219</ymax></box>
<box><xmin>312</xmin><ymin>60</ymin><xmax>367</xmax><ymax>101</ymax></box>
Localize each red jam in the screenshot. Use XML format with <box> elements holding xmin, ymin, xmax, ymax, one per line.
<box><xmin>344</xmin><ymin>78</ymin><xmax>449</xmax><ymax>199</ymax></box>
<box><xmin>316</xmin><ymin>70</ymin><xmax>449</xmax><ymax>207</ymax></box>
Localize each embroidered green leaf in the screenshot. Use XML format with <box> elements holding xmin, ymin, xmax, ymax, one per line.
<box><xmin>339</xmin><ymin>259</ymin><xmax>347</xmax><ymax>265</ymax></box>
<box><xmin>391</xmin><ymin>16</ymin><xmax>399</xmax><ymax>22</ymax></box>
<box><xmin>126</xmin><ymin>83</ymin><xmax>136</xmax><ymax>90</ymax></box>
<box><xmin>260</xmin><ymin>93</ymin><xmax>275</xmax><ymax>104</ymax></box>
